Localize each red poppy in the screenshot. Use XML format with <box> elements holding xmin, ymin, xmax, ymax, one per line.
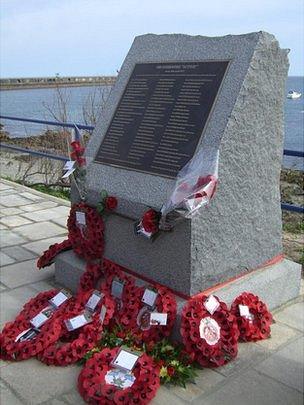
<box><xmin>167</xmin><ymin>365</ymin><xmax>175</xmax><ymax>377</ymax></box>
<box><xmin>105</xmin><ymin>196</ymin><xmax>118</xmax><ymax>211</ymax></box>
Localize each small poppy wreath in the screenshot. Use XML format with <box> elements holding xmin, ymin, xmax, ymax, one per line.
<box><xmin>37</xmin><ymin>239</ymin><xmax>72</xmax><ymax>269</ymax></box>
<box><xmin>37</xmin><ymin>291</ymin><xmax>115</xmax><ymax>366</ymax></box>
<box><xmin>78</xmin><ymin>347</ymin><xmax>160</xmax><ymax>405</ymax></box>
<box><xmin>123</xmin><ymin>284</ymin><xmax>177</xmax><ymax>345</ymax></box>
<box><xmin>67</xmin><ymin>202</ymin><xmax>105</xmax><ymax>261</ymax></box>
<box><xmin>101</xmin><ymin>259</ymin><xmax>140</xmax><ymax>328</ymax></box>
<box><xmin>0</xmin><ymin>289</ymin><xmax>69</xmax><ymax>361</ymax></box>
<box><xmin>230</xmin><ymin>292</ymin><xmax>273</xmax><ymax>341</ymax></box>
<box><xmin>180</xmin><ymin>295</ymin><xmax>239</xmax><ymax>367</ymax></box>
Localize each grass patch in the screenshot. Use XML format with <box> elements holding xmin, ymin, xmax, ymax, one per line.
<box><xmin>2</xmin><ymin>176</ymin><xmax>70</xmax><ymax>200</ymax></box>
<box><xmin>283</xmin><ymin>221</ymin><xmax>304</xmax><ymax>234</ymax></box>
<box><xmin>30</xmin><ymin>184</ymin><xmax>70</xmax><ymax>200</ymax></box>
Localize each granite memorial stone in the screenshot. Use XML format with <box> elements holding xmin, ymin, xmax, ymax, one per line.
<box><xmin>56</xmin><ymin>32</ymin><xmax>301</xmax><ymax>306</ymax></box>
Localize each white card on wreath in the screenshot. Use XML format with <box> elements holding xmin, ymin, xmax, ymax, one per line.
<box><xmin>49</xmin><ymin>290</ymin><xmax>70</xmax><ymax>308</ymax></box>
<box><xmin>65</xmin><ymin>313</ymin><xmax>91</xmax><ymax>331</ymax></box>
<box><xmin>150</xmin><ymin>312</ymin><xmax>167</xmax><ymax>325</ymax></box>
<box><xmin>204</xmin><ymin>295</ymin><xmax>220</xmax><ymax>315</ymax></box>
<box><xmin>85</xmin><ymin>290</ymin><xmax>103</xmax><ymax>312</ymax></box>
<box><xmin>239</xmin><ymin>304</ymin><xmax>251</xmax><ymax>318</ymax></box>
<box><xmin>112</xmin><ymin>349</ymin><xmax>140</xmax><ymax>371</ymax></box>
<box><xmin>76</xmin><ymin>211</ymin><xmax>86</xmax><ymax>225</ymax></box>
<box><xmin>111</xmin><ymin>279</ymin><xmax>124</xmax><ymax>299</ymax></box>
<box><xmin>62</xmin><ymin>167</ymin><xmax>76</xmax><ymax>179</ymax></box>
<box><xmin>63</xmin><ymin>160</ymin><xmax>75</xmax><ymax>171</ymax></box>
<box><xmin>142</xmin><ymin>288</ymin><xmax>158</xmax><ymax>307</ymax></box>
<box><xmin>30</xmin><ymin>312</ymin><xmax>49</xmax><ymax>328</ymax></box>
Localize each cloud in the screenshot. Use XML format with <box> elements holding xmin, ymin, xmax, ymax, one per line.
<box><xmin>0</xmin><ymin>0</ymin><xmax>303</xmax><ymax>76</ymax></box>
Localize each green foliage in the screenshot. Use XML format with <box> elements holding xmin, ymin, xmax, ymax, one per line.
<box><xmin>29</xmin><ymin>184</ymin><xmax>70</xmax><ymax>200</ymax></box>
<box><xmin>96</xmin><ymin>202</ymin><xmax>105</xmax><ymax>215</ymax></box>
<box><xmin>80</xmin><ymin>327</ymin><xmax>199</xmax><ymax>388</ymax></box>
<box><xmin>100</xmin><ymin>189</ymin><xmax>108</xmax><ymax>200</ymax></box>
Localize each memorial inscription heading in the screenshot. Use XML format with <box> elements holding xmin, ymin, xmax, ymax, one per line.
<box><xmin>95</xmin><ymin>61</ymin><xmax>229</xmax><ymax>178</ymax></box>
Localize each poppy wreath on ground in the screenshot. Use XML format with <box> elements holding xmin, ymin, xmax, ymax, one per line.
<box><xmin>0</xmin><ymin>289</ymin><xmax>71</xmax><ymax>361</ymax></box>
<box><xmin>67</xmin><ymin>202</ymin><xmax>105</xmax><ymax>261</ymax></box>
<box><xmin>37</xmin><ymin>239</ymin><xmax>72</xmax><ymax>269</ymax></box>
<box><xmin>123</xmin><ymin>284</ymin><xmax>177</xmax><ymax>345</ymax></box>
<box><xmin>230</xmin><ymin>292</ymin><xmax>273</xmax><ymax>341</ymax></box>
<box><xmin>77</xmin><ymin>262</ymin><xmax>104</xmax><ymax>295</ymax></box>
<box><xmin>37</xmin><ymin>291</ymin><xmax>115</xmax><ymax>366</ymax></box>
<box><xmin>180</xmin><ymin>295</ymin><xmax>240</xmax><ymax>367</ymax></box>
<box><xmin>100</xmin><ymin>259</ymin><xmax>140</xmax><ymax>329</ymax></box>
<box><xmin>78</xmin><ymin>347</ymin><xmax>160</xmax><ymax>405</ymax></box>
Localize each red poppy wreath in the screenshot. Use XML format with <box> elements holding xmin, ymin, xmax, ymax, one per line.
<box><xmin>37</xmin><ymin>239</ymin><xmax>72</xmax><ymax>269</ymax></box>
<box><xmin>230</xmin><ymin>292</ymin><xmax>273</xmax><ymax>341</ymax></box>
<box><xmin>37</xmin><ymin>291</ymin><xmax>115</xmax><ymax>366</ymax></box>
<box><xmin>78</xmin><ymin>347</ymin><xmax>160</xmax><ymax>405</ymax></box>
<box><xmin>67</xmin><ymin>202</ymin><xmax>105</xmax><ymax>261</ymax></box>
<box><xmin>0</xmin><ymin>289</ymin><xmax>71</xmax><ymax>361</ymax></box>
<box><xmin>100</xmin><ymin>259</ymin><xmax>141</xmax><ymax>328</ymax></box>
<box><xmin>180</xmin><ymin>295</ymin><xmax>240</xmax><ymax>367</ymax></box>
<box><xmin>122</xmin><ymin>284</ymin><xmax>177</xmax><ymax>345</ymax></box>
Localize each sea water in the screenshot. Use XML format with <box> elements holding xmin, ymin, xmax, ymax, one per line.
<box><xmin>0</xmin><ymin>77</ymin><xmax>303</xmax><ymax>170</ymax></box>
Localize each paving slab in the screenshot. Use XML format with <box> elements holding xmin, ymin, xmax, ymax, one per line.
<box><xmin>0</xmin><ymin>251</ymin><xmax>15</xmax><ymax>266</ymax></box>
<box><xmin>2</xmin><ymin>245</ymin><xmax>37</xmax><ymax>261</ymax></box>
<box><xmin>195</xmin><ymin>369</ymin><xmax>304</xmax><ymax>405</ymax></box>
<box><xmin>168</xmin><ymin>368</ymin><xmax>225</xmax><ymax>401</ymax></box>
<box><xmin>215</xmin><ymin>341</ymin><xmax>269</xmax><ymax>377</ymax></box>
<box><xmin>0</xmin><ymin>207</ymin><xmax>23</xmax><ymax>217</ymax></box>
<box><xmin>23</xmin><ymin>236</ymin><xmax>68</xmax><ymax>255</ymax></box>
<box><xmin>151</xmin><ymin>387</ymin><xmax>187</xmax><ymax>405</ymax></box>
<box><xmin>0</xmin><ymin>230</ymin><xmax>28</xmax><ymax>247</ymax></box>
<box><xmin>14</xmin><ymin>222</ymin><xmax>66</xmax><ymax>241</ymax></box>
<box><xmin>51</xmin><ymin>217</ymin><xmax>68</xmax><ymax>227</ymax></box>
<box><xmin>0</xmin><ymin>214</ymin><xmax>33</xmax><ymax>227</ymax></box>
<box><xmin>255</xmin><ymin>321</ymin><xmax>301</xmax><ymax>351</ymax></box>
<box><xmin>21</xmin><ymin>206</ymin><xmax>70</xmax><ymax>222</ymax></box>
<box><xmin>19</xmin><ymin>191</ymin><xmax>44</xmax><ymax>201</ymax></box>
<box><xmin>274</xmin><ymin>301</ymin><xmax>304</xmax><ymax>332</ymax></box>
<box><xmin>61</xmin><ymin>389</ymin><xmax>85</xmax><ymax>404</ymax></box>
<box><xmin>0</xmin><ymin>183</ymin><xmax>13</xmax><ymax>190</ymax></box>
<box><xmin>0</xmin><ymin>260</ymin><xmax>55</xmax><ymax>289</ymax></box>
<box><xmin>254</xmin><ymin>336</ymin><xmax>304</xmax><ymax>392</ymax></box>
<box><xmin>0</xmin><ymin>285</ymin><xmax>41</xmax><ymax>325</ymax></box>
<box><xmin>0</xmin><ymin>359</ymin><xmax>80</xmax><ymax>405</ymax></box>
<box><xmin>22</xmin><ymin>201</ymin><xmax>59</xmax><ymax>212</ymax></box>
<box><xmin>0</xmin><ymin>380</ymin><xmax>23</xmax><ymax>405</ymax></box>
<box><xmin>0</xmin><ymin>194</ymin><xmax>34</xmax><ymax>207</ymax></box>
<box><xmin>0</xmin><ymin>223</ymin><xmax>8</xmax><ymax>230</ymax></box>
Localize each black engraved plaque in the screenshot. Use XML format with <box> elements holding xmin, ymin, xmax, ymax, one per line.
<box><xmin>95</xmin><ymin>61</ymin><xmax>229</xmax><ymax>178</ymax></box>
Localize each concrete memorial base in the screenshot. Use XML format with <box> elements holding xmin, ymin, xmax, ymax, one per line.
<box><xmin>55</xmin><ymin>251</ymin><xmax>301</xmax><ymax>339</ymax></box>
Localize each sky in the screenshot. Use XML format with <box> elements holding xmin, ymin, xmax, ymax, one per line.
<box><xmin>0</xmin><ymin>0</ymin><xmax>303</xmax><ymax>77</ymax></box>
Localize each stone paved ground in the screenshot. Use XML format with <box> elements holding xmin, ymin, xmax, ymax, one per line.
<box><xmin>0</xmin><ymin>179</ymin><xmax>303</xmax><ymax>405</ymax></box>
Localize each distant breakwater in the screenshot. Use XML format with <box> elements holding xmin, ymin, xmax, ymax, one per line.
<box><xmin>0</xmin><ymin>76</ymin><xmax>116</xmax><ymax>90</ymax></box>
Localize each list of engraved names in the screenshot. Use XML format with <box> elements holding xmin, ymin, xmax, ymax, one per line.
<box><xmin>95</xmin><ymin>61</ymin><xmax>229</xmax><ymax>178</ymax></box>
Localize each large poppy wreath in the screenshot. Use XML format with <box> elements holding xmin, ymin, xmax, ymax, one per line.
<box><xmin>180</xmin><ymin>295</ymin><xmax>239</xmax><ymax>367</ymax></box>
<box><xmin>67</xmin><ymin>202</ymin><xmax>105</xmax><ymax>261</ymax></box>
<box><xmin>37</xmin><ymin>290</ymin><xmax>115</xmax><ymax>366</ymax></box>
<box><xmin>78</xmin><ymin>347</ymin><xmax>160</xmax><ymax>405</ymax></box>
<box><xmin>0</xmin><ymin>290</ymin><xmax>71</xmax><ymax>361</ymax></box>
<box><xmin>122</xmin><ymin>284</ymin><xmax>177</xmax><ymax>345</ymax></box>
<box><xmin>230</xmin><ymin>292</ymin><xmax>273</xmax><ymax>341</ymax></box>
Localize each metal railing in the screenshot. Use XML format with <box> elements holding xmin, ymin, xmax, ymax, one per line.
<box><xmin>0</xmin><ymin>115</ymin><xmax>303</xmax><ymax>213</ymax></box>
